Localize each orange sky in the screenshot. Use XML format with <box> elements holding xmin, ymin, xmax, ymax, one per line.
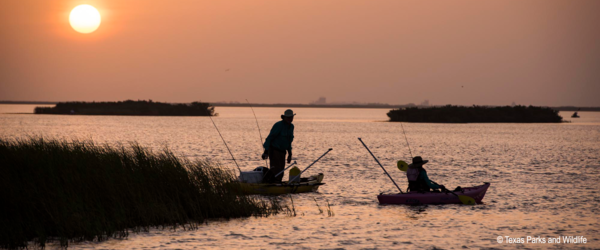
<box><xmin>1</xmin><ymin>0</ymin><xmax>599</xmax><ymax>106</ymax></box>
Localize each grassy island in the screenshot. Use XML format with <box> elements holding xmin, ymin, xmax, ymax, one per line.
<box><xmin>0</xmin><ymin>137</ymin><xmax>279</xmax><ymax>249</ymax></box>
<box><xmin>34</xmin><ymin>100</ymin><xmax>215</xmax><ymax>116</ymax></box>
<box><xmin>387</xmin><ymin>105</ymin><xmax>563</xmax><ymax>123</ymax></box>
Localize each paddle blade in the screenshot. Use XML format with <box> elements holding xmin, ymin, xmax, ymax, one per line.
<box><xmin>458</xmin><ymin>195</ymin><xmax>476</xmax><ymax>205</ymax></box>
<box><xmin>397</xmin><ymin>160</ymin><xmax>408</xmax><ymax>172</ymax></box>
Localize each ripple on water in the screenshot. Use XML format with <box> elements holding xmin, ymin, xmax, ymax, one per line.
<box><xmin>5</xmin><ymin>108</ymin><xmax>599</xmax><ymax>249</ymax></box>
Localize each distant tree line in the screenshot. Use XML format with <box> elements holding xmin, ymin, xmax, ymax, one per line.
<box><xmin>34</xmin><ymin>100</ymin><xmax>215</xmax><ymax>116</ymax></box>
<box><xmin>387</xmin><ymin>105</ymin><xmax>563</xmax><ymax>123</ymax></box>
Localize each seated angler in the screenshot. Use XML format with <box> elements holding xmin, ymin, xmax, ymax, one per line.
<box><xmin>406</xmin><ymin>156</ymin><xmax>445</xmax><ymax>192</ymax></box>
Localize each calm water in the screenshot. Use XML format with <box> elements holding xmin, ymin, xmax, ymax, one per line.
<box><xmin>1</xmin><ymin>105</ymin><xmax>599</xmax><ymax>249</ymax></box>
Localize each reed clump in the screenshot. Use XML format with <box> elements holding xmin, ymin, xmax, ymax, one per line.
<box><xmin>0</xmin><ymin>137</ymin><xmax>280</xmax><ymax>249</ymax></box>
<box><xmin>387</xmin><ymin>105</ymin><xmax>563</xmax><ymax>123</ymax></box>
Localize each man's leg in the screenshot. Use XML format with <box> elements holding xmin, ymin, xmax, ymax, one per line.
<box><xmin>268</xmin><ymin>148</ymin><xmax>286</xmax><ymax>183</ymax></box>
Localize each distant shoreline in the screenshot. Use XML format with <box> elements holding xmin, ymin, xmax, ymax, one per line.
<box><xmin>1</xmin><ymin>101</ymin><xmax>599</xmax><ymax>112</ymax></box>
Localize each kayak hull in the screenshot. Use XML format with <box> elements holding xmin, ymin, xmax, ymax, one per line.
<box><xmin>240</xmin><ymin>173</ymin><xmax>324</xmax><ymax>195</ymax></box>
<box><xmin>377</xmin><ymin>182</ymin><xmax>490</xmax><ymax>205</ymax></box>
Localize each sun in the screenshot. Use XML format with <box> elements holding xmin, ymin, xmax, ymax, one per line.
<box><xmin>69</xmin><ymin>5</ymin><xmax>101</xmax><ymax>34</ymax></box>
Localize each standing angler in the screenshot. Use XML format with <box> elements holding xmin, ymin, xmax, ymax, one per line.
<box><xmin>261</xmin><ymin>109</ymin><xmax>295</xmax><ymax>183</ymax></box>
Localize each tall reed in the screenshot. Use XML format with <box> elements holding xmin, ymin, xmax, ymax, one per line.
<box><xmin>0</xmin><ymin>137</ymin><xmax>280</xmax><ymax>249</ymax></box>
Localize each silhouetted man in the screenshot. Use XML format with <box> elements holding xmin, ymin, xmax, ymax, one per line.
<box><xmin>261</xmin><ymin>109</ymin><xmax>295</xmax><ymax>183</ymax></box>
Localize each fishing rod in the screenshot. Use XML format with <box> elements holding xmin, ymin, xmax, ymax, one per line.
<box><xmin>400</xmin><ymin>122</ymin><xmax>413</xmax><ymax>158</ymax></box>
<box><xmin>274</xmin><ymin>161</ymin><xmax>297</xmax><ymax>178</ymax></box>
<box><xmin>246</xmin><ymin>99</ymin><xmax>269</xmax><ymax>168</ymax></box>
<box><xmin>208</xmin><ymin>116</ymin><xmax>242</xmax><ymax>175</ymax></box>
<box><xmin>288</xmin><ymin>148</ymin><xmax>333</xmax><ymax>183</ymax></box>
<box><xmin>358</xmin><ymin>138</ymin><xmax>403</xmax><ymax>193</ymax></box>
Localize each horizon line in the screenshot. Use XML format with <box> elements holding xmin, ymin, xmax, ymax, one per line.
<box><xmin>1</xmin><ymin>100</ymin><xmax>599</xmax><ymax>110</ymax></box>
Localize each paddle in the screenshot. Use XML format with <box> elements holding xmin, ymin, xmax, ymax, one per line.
<box><xmin>397</xmin><ymin>160</ymin><xmax>409</xmax><ymax>172</ymax></box>
<box><xmin>431</xmin><ymin>180</ymin><xmax>476</xmax><ymax>205</ymax></box>
<box><xmin>396</xmin><ymin>160</ymin><xmax>476</xmax><ymax>205</ymax></box>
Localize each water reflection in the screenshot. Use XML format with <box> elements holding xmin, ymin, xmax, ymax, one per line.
<box><xmin>1</xmin><ymin>106</ymin><xmax>599</xmax><ymax>249</ymax></box>
<box><xmin>405</xmin><ymin>205</ymin><xmax>429</xmax><ymax>220</ymax></box>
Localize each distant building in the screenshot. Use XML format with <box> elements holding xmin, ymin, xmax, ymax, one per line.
<box><xmin>311</xmin><ymin>97</ymin><xmax>327</xmax><ymax>105</ymax></box>
<box><xmin>420</xmin><ymin>100</ymin><xmax>430</xmax><ymax>107</ymax></box>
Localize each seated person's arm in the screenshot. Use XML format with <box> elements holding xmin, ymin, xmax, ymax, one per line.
<box><xmin>422</xmin><ymin>171</ymin><xmax>441</xmax><ymax>190</ymax></box>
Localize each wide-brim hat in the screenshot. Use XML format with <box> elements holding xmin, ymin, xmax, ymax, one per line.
<box><xmin>408</xmin><ymin>156</ymin><xmax>428</xmax><ymax>168</ymax></box>
<box><xmin>282</xmin><ymin>109</ymin><xmax>296</xmax><ymax>117</ymax></box>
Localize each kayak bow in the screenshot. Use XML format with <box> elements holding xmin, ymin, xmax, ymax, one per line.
<box><xmin>377</xmin><ymin>182</ymin><xmax>490</xmax><ymax>205</ymax></box>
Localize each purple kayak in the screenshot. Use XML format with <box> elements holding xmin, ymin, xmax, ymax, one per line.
<box><xmin>378</xmin><ymin>182</ymin><xmax>490</xmax><ymax>205</ymax></box>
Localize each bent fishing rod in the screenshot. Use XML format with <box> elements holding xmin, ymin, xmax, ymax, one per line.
<box><xmin>209</xmin><ymin>116</ymin><xmax>242</xmax><ymax>175</ymax></box>
<box><xmin>358</xmin><ymin>138</ymin><xmax>403</xmax><ymax>193</ymax></box>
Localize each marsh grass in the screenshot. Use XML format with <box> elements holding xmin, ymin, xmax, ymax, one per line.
<box><xmin>0</xmin><ymin>137</ymin><xmax>280</xmax><ymax>249</ymax></box>
<box><xmin>285</xmin><ymin>194</ymin><xmax>297</xmax><ymax>217</ymax></box>
<box><xmin>314</xmin><ymin>198</ymin><xmax>323</xmax><ymax>214</ymax></box>
<box><xmin>326</xmin><ymin>200</ymin><xmax>334</xmax><ymax>217</ymax></box>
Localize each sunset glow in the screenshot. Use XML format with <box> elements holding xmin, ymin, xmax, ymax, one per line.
<box><xmin>2</xmin><ymin>1</ymin><xmax>599</xmax><ymax>106</ymax></box>
<box><xmin>1</xmin><ymin>1</ymin><xmax>600</xmax><ymax>249</ymax></box>
<box><xmin>69</xmin><ymin>5</ymin><xmax>101</xmax><ymax>33</ymax></box>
